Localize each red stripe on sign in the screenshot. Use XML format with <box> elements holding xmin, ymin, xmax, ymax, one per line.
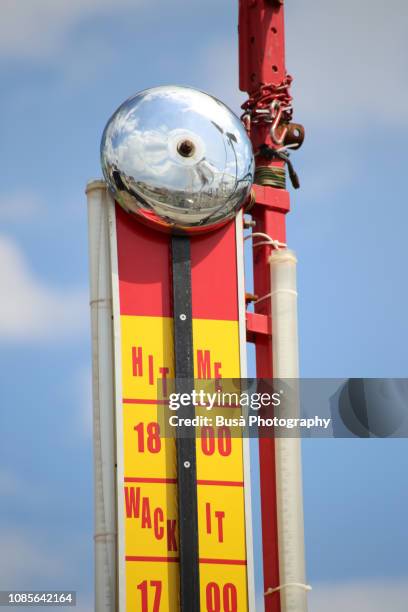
<box><xmin>191</xmin><ymin>221</ymin><xmax>239</xmax><ymax>321</ymax></box>
<box><xmin>116</xmin><ymin>205</ymin><xmax>172</xmax><ymax>317</ymax></box>
<box><xmin>199</xmin><ymin>558</ymin><xmax>247</xmax><ymax>566</ymax></box>
<box><xmin>197</xmin><ymin>479</ymin><xmax>244</xmax><ymax>487</ymax></box>
<box><xmin>117</xmin><ymin>204</ymin><xmax>240</xmax><ymax>320</ymax></box>
<box><xmin>124</xmin><ymin>477</ymin><xmax>243</xmax><ymax>486</ymax></box>
<box><xmin>124</xmin><ymin>477</ymin><xmax>177</xmax><ymax>484</ymax></box>
<box><xmin>126</xmin><ymin>556</ymin><xmax>179</xmax><ymax>563</ymax></box>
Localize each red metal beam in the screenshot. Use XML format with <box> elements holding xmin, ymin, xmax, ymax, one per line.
<box><xmin>246</xmin><ymin>311</ymin><xmax>271</xmax><ymax>343</ymax></box>
<box><xmin>239</xmin><ymin>1</ymin><xmax>294</xmax><ymax>610</ymax></box>
<box><xmin>239</xmin><ymin>0</ymin><xmax>286</xmax><ymax>93</ymax></box>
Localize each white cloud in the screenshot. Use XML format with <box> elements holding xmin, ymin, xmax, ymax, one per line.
<box><xmin>199</xmin><ymin>0</ymin><xmax>408</xmax><ymax>127</ymax></box>
<box><xmin>59</xmin><ymin>33</ymin><xmax>119</xmax><ymax>87</ymax></box>
<box><xmin>0</xmin><ymin>235</ymin><xmax>88</xmax><ymax>342</ymax></box>
<box><xmin>286</xmin><ymin>0</ymin><xmax>408</xmax><ymax>125</ymax></box>
<box><xmin>0</xmin><ymin>528</ymin><xmax>66</xmax><ymax>588</ymax></box>
<box><xmin>74</xmin><ymin>600</ymin><xmax>93</xmax><ymax>612</ymax></box>
<box><xmin>0</xmin><ymin>524</ymin><xmax>93</xmax><ymax>608</ymax></box>
<box><xmin>0</xmin><ymin>466</ymin><xmax>93</xmax><ymax>602</ymax></box>
<box><xmin>198</xmin><ymin>2</ymin><xmax>407</xmax><ymax>208</ymax></box>
<box><xmin>74</xmin><ymin>366</ymin><xmax>93</xmax><ymax>438</ymax></box>
<box><xmin>0</xmin><ymin>192</ymin><xmax>43</xmax><ymax>222</ymax></box>
<box><xmin>0</xmin><ymin>467</ymin><xmax>54</xmax><ymax>514</ymax></box>
<box><xmin>199</xmin><ymin>39</ymin><xmax>246</xmax><ymax>116</ymax></box>
<box><xmin>0</xmin><ymin>0</ymin><xmax>136</xmax><ymax>60</ymax></box>
<box><xmin>0</xmin><ymin>0</ymin><xmax>220</xmax><ymax>62</ymax></box>
<box><xmin>309</xmin><ymin>579</ymin><xmax>408</xmax><ymax>612</ymax></box>
<box><xmin>0</xmin><ymin>467</ymin><xmax>28</xmax><ymax>499</ymax></box>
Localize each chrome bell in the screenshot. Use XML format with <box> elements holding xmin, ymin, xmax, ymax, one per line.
<box><xmin>100</xmin><ymin>85</ymin><xmax>254</xmax><ymax>233</ymax></box>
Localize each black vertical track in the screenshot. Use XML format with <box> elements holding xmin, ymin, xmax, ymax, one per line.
<box><xmin>171</xmin><ymin>235</ymin><xmax>200</xmax><ymax>612</ymax></box>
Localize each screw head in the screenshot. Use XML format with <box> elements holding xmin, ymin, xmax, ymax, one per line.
<box><xmin>179</xmin><ymin>314</ymin><xmax>187</xmax><ymax>321</ymax></box>
<box><xmin>184</xmin><ymin>461</ymin><xmax>191</xmax><ymax>468</ymax></box>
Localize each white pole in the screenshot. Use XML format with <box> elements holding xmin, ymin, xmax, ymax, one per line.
<box><xmin>236</xmin><ymin>212</ymin><xmax>258</xmax><ymax>612</ymax></box>
<box><xmin>269</xmin><ymin>248</ymin><xmax>308</xmax><ymax>612</ymax></box>
<box><xmin>86</xmin><ymin>180</ymin><xmax>117</xmax><ymax>612</ymax></box>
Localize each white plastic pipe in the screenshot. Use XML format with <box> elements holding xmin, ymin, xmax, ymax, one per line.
<box><xmin>269</xmin><ymin>249</ymin><xmax>308</xmax><ymax>612</ymax></box>
<box><xmin>86</xmin><ymin>180</ymin><xmax>117</xmax><ymax>612</ymax></box>
<box><xmin>236</xmin><ymin>212</ymin><xmax>258</xmax><ymax>612</ymax></box>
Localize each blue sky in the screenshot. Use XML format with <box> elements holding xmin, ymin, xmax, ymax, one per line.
<box><xmin>0</xmin><ymin>0</ymin><xmax>407</xmax><ymax>610</ymax></box>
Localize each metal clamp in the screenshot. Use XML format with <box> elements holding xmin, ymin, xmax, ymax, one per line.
<box><xmin>270</xmin><ymin>100</ymin><xmax>289</xmax><ymax>146</ymax></box>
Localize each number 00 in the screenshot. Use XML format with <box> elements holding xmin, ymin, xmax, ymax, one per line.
<box><xmin>201</xmin><ymin>427</ymin><xmax>232</xmax><ymax>457</ymax></box>
<box><xmin>206</xmin><ymin>582</ymin><xmax>238</xmax><ymax>612</ymax></box>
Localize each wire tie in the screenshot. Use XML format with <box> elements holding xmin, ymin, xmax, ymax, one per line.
<box><xmin>265</xmin><ymin>583</ymin><xmax>312</xmax><ymax>596</ymax></box>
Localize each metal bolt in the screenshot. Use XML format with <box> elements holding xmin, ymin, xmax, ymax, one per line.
<box><xmin>179</xmin><ymin>314</ymin><xmax>187</xmax><ymax>321</ymax></box>
<box><xmin>184</xmin><ymin>461</ymin><xmax>190</xmax><ymax>468</ymax></box>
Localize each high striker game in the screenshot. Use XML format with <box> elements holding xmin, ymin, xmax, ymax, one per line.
<box><xmin>86</xmin><ymin>2</ymin><xmax>308</xmax><ymax>611</ymax></box>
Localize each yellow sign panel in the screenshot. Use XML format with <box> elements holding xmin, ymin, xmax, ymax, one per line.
<box><xmin>121</xmin><ymin>314</ymin><xmax>248</xmax><ymax>611</ymax></box>
<box><xmin>126</xmin><ymin>563</ymin><xmax>180</xmax><ymax>612</ymax></box>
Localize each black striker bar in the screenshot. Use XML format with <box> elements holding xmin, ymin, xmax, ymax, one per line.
<box><xmin>171</xmin><ymin>235</ymin><xmax>200</xmax><ymax>612</ymax></box>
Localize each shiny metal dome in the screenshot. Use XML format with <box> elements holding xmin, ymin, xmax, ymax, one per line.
<box><xmin>100</xmin><ymin>86</ymin><xmax>254</xmax><ymax>233</ymax></box>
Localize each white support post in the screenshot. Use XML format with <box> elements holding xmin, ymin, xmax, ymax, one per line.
<box><xmin>236</xmin><ymin>212</ymin><xmax>258</xmax><ymax>612</ymax></box>
<box><xmin>86</xmin><ymin>180</ymin><xmax>117</xmax><ymax>612</ymax></box>
<box><xmin>269</xmin><ymin>249</ymin><xmax>308</xmax><ymax>612</ymax></box>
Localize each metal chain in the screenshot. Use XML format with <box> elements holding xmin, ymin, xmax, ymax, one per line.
<box><xmin>241</xmin><ymin>75</ymin><xmax>294</xmax><ymax>127</ymax></box>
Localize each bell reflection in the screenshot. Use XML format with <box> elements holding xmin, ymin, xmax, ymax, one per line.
<box><xmin>100</xmin><ymin>86</ymin><xmax>254</xmax><ymax>233</ymax></box>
